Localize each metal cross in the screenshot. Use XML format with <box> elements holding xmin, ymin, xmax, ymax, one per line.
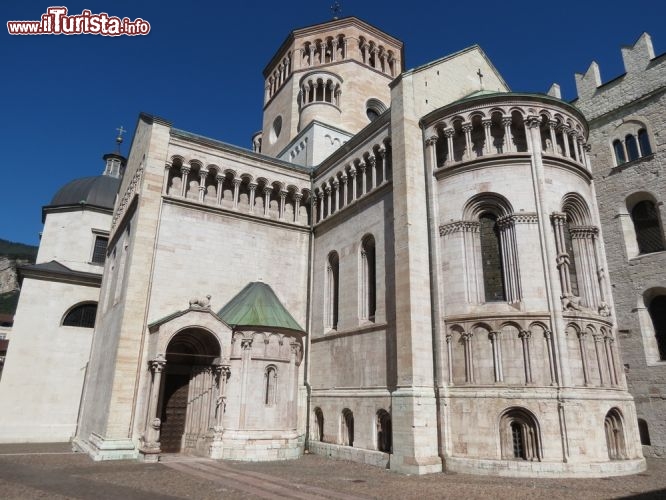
<box><xmin>331</xmin><ymin>1</ymin><xmax>342</xmax><ymax>19</ymax></box>
<box><xmin>477</xmin><ymin>69</ymin><xmax>484</xmax><ymax>89</ymax></box>
<box><xmin>116</xmin><ymin>125</ymin><xmax>126</xmax><ymax>138</ymax></box>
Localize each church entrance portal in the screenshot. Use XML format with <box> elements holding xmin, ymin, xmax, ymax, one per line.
<box><xmin>159</xmin><ymin>328</ymin><xmax>221</xmax><ymax>454</ymax></box>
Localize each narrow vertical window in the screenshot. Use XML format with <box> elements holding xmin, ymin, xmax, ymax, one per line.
<box><xmin>264</xmin><ymin>366</ymin><xmax>277</xmax><ymax>406</ymax></box>
<box><xmin>648</xmin><ymin>295</ymin><xmax>666</xmax><ymax>360</ymax></box>
<box><xmin>91</xmin><ymin>235</ymin><xmax>108</xmax><ymax>264</ymax></box>
<box><xmin>632</xmin><ymin>200</ymin><xmax>665</xmax><ymax>254</ymax></box>
<box><xmin>638</xmin><ymin>129</ymin><xmax>652</xmax><ymax>157</ymax></box>
<box><xmin>479</xmin><ymin>213</ymin><xmax>506</xmax><ymax>302</ymax></box>
<box><xmin>638</xmin><ymin>418</ymin><xmax>651</xmax><ymax>446</ymax></box>
<box><xmin>361</xmin><ymin>235</ymin><xmax>376</xmax><ymax>321</ymax></box>
<box><xmin>376</xmin><ymin>409</ymin><xmax>392</xmax><ymax>453</ymax></box>
<box><xmin>626</xmin><ymin>134</ymin><xmax>640</xmax><ymax>161</ymax></box>
<box><xmin>326</xmin><ymin>252</ymin><xmax>339</xmax><ymax>329</ymax></box>
<box><xmin>341</xmin><ymin>408</ymin><xmax>354</xmax><ymax>446</ymax></box>
<box><xmin>511</xmin><ymin>422</ymin><xmax>525</xmax><ymax>459</ymax></box>
<box><xmin>604</xmin><ymin>409</ymin><xmax>626</xmax><ymax>460</ymax></box>
<box><xmin>613</xmin><ymin>139</ymin><xmax>626</xmax><ymax>165</ymax></box>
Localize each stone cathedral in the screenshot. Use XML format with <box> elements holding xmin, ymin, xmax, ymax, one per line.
<box><xmin>4</xmin><ymin>15</ymin><xmax>665</xmax><ymax>477</ymax></box>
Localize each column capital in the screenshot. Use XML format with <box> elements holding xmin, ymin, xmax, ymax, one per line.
<box><xmin>377</xmin><ymin>145</ymin><xmax>387</xmax><ymax>157</ymax></box>
<box><xmin>425</xmin><ymin>136</ymin><xmax>438</xmax><ymax>147</ymax></box>
<box><xmin>482</xmin><ymin>119</ymin><xmax>493</xmax><ymax>128</ymax></box>
<box><xmin>181</xmin><ymin>165</ymin><xmax>191</xmax><ymax>174</ymax></box>
<box><xmin>525</xmin><ymin>115</ymin><xmax>541</xmax><ymax>129</ymax></box>
<box><xmin>149</xmin><ymin>354</ymin><xmax>167</xmax><ymax>373</ymax></box>
<box><xmin>518</xmin><ymin>329</ymin><xmax>532</xmax><ymax>340</ymax></box>
<box><xmin>216</xmin><ymin>174</ymin><xmax>225</xmax><ymax>182</ymax></box>
<box><xmin>461</xmin><ymin>123</ymin><xmax>473</xmax><ymax>133</ymax></box>
<box><xmin>263</xmin><ymin>186</ymin><xmax>273</xmax><ymax>195</ymax></box>
<box><xmin>240</xmin><ymin>338</ymin><xmax>253</xmax><ymax>350</ymax></box>
<box><xmin>358</xmin><ymin>161</ymin><xmax>366</xmax><ymax>171</ymax></box>
<box><xmin>249</xmin><ymin>182</ymin><xmax>258</xmax><ymax>190</ymax></box>
<box><xmin>279</xmin><ymin>189</ymin><xmax>288</xmax><ymax>199</ymax></box>
<box><xmin>488</xmin><ymin>331</ymin><xmax>500</xmax><ymax>341</ymax></box>
<box><xmin>340</xmin><ymin>174</ymin><xmax>348</xmax><ymax>183</ymax></box>
<box><xmin>349</xmin><ymin>166</ymin><xmax>357</xmax><ymax>177</ymax></box>
<box><xmin>293</xmin><ymin>192</ymin><xmax>303</xmax><ymax>201</ymax></box>
<box><xmin>461</xmin><ymin>331</ymin><xmax>473</xmax><ymax>341</ymax></box>
<box><xmin>366</xmin><ymin>154</ymin><xmax>376</xmax><ymax>166</ymax></box>
<box><xmin>164</xmin><ymin>162</ymin><xmax>173</xmax><ymax>170</ymax></box>
<box><xmin>501</xmin><ymin>117</ymin><xmax>513</xmax><ymax>127</ymax></box>
<box><xmin>444</xmin><ymin>128</ymin><xmax>456</xmax><ymax>138</ymax></box>
<box><xmin>232</xmin><ymin>177</ymin><xmax>242</xmax><ymax>186</ymax></box>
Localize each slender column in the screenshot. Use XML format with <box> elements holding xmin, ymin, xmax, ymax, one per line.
<box><xmin>349</xmin><ymin>165</ymin><xmax>357</xmax><ymax>200</ymax></box>
<box><xmin>288</xmin><ymin>341</ymin><xmax>300</xmax><ymax>426</ymax></box>
<box><xmin>560</xmin><ymin>126</ymin><xmax>571</xmax><ymax>158</ymax></box>
<box><xmin>181</xmin><ymin>166</ymin><xmax>191</xmax><ymax>197</ymax></box>
<box><xmin>311</xmin><ymin>196</ymin><xmax>318</xmax><ymax>224</ymax></box>
<box><xmin>571</xmin><ymin>132</ymin><xmax>581</xmax><ymax>163</ymax></box>
<box><xmin>279</xmin><ymin>190</ymin><xmax>287</xmax><ymax>220</ymax></box>
<box><xmin>333</xmin><ymin>180</ymin><xmax>340</xmax><ymax>212</ymax></box>
<box><xmin>462</xmin><ymin>331</ymin><xmax>473</xmax><ymax>383</ymax></box>
<box><xmin>578</xmin><ymin>330</ymin><xmax>590</xmax><ymax>386</ymax></box>
<box><xmin>462</xmin><ymin>123</ymin><xmax>473</xmax><ymax>160</ymax></box>
<box><xmin>593</xmin><ymin>333</ymin><xmax>606</xmax><ymax>386</ymax></box>
<box><xmin>548</xmin><ymin>121</ymin><xmax>558</xmax><ymax>154</ymax></box>
<box><xmin>198</xmin><ymin>169</ymin><xmax>208</xmax><ymax>202</ymax></box>
<box><xmin>324</xmin><ymin>184</ymin><xmax>332</xmax><ymax>217</ymax></box>
<box><xmin>238</xmin><ymin>338</ymin><xmax>253</xmax><ymax>428</ymax></box>
<box><xmin>605</xmin><ymin>336</ymin><xmax>619</xmax><ymax>386</ymax></box>
<box><xmin>142</xmin><ymin>354</ymin><xmax>166</xmax><ymax>451</ymax></box>
<box><xmin>232</xmin><ymin>178</ymin><xmax>241</xmax><ymax>209</ymax></box>
<box><xmin>162</xmin><ymin>163</ymin><xmax>172</xmax><ymax>194</ymax></box>
<box><xmin>340</xmin><ymin>175</ymin><xmax>347</xmax><ymax>208</ymax></box>
<box><xmin>502</xmin><ymin>117</ymin><xmax>514</xmax><ymax>153</ymax></box>
<box><xmin>519</xmin><ymin>330</ymin><xmax>533</xmax><ymax>384</ymax></box>
<box><xmin>367</xmin><ymin>154</ymin><xmax>377</xmax><ymax>190</ymax></box>
<box><xmin>216</xmin><ymin>175</ymin><xmax>224</xmax><ymax>206</ymax></box>
<box><xmin>317</xmin><ymin>190</ymin><xmax>324</xmax><ymax>222</ymax></box>
<box><xmin>544</xmin><ymin>330</ymin><xmax>556</xmax><ymax>385</ymax></box>
<box><xmin>378</xmin><ymin>147</ymin><xmax>387</xmax><ymax>182</ymax></box>
<box><xmin>482</xmin><ymin>119</ymin><xmax>493</xmax><ymax>155</ymax></box>
<box><xmin>358</xmin><ymin>161</ymin><xmax>367</xmax><ymax>196</ymax></box>
<box><xmin>445</xmin><ymin>129</ymin><xmax>455</xmax><ymax>163</ymax></box>
<box><xmin>551</xmin><ymin>212</ymin><xmax>571</xmax><ymax>296</ymax></box>
<box><xmin>248</xmin><ymin>182</ymin><xmax>257</xmax><ymax>213</ymax></box>
<box><xmin>445</xmin><ymin>333</ymin><xmax>453</xmax><ymax>384</ymax></box>
<box><xmin>308</xmin><ymin>46</ymin><xmax>314</xmax><ymax>66</ymax></box>
<box><xmin>489</xmin><ymin>331</ymin><xmax>501</xmax><ymax>383</ymax></box>
<box><xmin>425</xmin><ymin>136</ymin><xmax>438</xmax><ymax>170</ymax></box>
<box><xmin>332</xmin><ymin>39</ymin><xmax>338</xmax><ymax>62</ymax></box>
<box><xmin>293</xmin><ymin>193</ymin><xmax>302</xmax><ymax>224</ymax></box>
<box><xmin>214</xmin><ymin>365</ymin><xmax>230</xmax><ymax>429</ymax></box>
<box><xmin>263</xmin><ymin>186</ymin><xmax>272</xmax><ymax>217</ymax></box>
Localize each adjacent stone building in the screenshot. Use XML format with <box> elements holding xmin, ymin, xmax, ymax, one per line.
<box><xmin>573</xmin><ymin>33</ymin><xmax>666</xmax><ymax>458</ymax></box>
<box><xmin>0</xmin><ymin>16</ymin><xmax>653</xmax><ymax>477</ymax></box>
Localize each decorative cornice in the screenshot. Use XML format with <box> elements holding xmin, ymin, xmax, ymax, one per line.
<box><xmin>439</xmin><ymin>220</ymin><xmax>480</xmax><ymax>236</ymax></box>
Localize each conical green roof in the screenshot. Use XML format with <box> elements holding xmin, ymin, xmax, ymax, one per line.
<box><xmin>217</xmin><ymin>282</ymin><xmax>304</xmax><ymax>332</ymax></box>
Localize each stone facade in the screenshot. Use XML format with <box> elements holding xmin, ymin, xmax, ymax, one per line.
<box><xmin>573</xmin><ymin>33</ymin><xmax>666</xmax><ymax>458</ymax></box>
<box><xmin>0</xmin><ymin>17</ymin><xmax>653</xmax><ymax>478</ymax></box>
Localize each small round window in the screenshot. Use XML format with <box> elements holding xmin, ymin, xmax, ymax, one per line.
<box><xmin>365</xmin><ymin>98</ymin><xmax>386</xmax><ymax>122</ymax></box>
<box><xmin>269</xmin><ymin>115</ymin><xmax>283</xmax><ymax>144</ymax></box>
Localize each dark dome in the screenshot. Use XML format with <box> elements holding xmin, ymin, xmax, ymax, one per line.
<box><xmin>50</xmin><ymin>175</ymin><xmax>120</xmax><ymax>210</ymax></box>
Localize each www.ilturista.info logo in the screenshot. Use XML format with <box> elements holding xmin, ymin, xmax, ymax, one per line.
<box><xmin>7</xmin><ymin>7</ymin><xmax>151</xmax><ymax>36</ymax></box>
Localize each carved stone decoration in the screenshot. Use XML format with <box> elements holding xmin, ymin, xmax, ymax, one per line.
<box><xmin>189</xmin><ymin>294</ymin><xmax>212</xmax><ymax>309</ymax></box>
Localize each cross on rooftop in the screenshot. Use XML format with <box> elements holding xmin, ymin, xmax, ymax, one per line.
<box><xmin>477</xmin><ymin>69</ymin><xmax>484</xmax><ymax>90</ymax></box>
<box><xmin>331</xmin><ymin>1</ymin><xmax>342</xmax><ymax>19</ymax></box>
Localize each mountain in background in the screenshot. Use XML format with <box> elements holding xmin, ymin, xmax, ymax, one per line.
<box><xmin>0</xmin><ymin>238</ymin><xmax>38</xmax><ymax>315</ymax></box>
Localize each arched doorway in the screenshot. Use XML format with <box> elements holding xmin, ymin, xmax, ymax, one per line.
<box><xmin>160</xmin><ymin>328</ymin><xmax>220</xmax><ymax>453</ymax></box>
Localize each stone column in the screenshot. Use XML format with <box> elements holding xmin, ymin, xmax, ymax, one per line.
<box><xmin>288</xmin><ymin>341</ymin><xmax>301</xmax><ymax>427</ymax></box>
<box><xmin>140</xmin><ymin>354</ymin><xmax>166</xmax><ymax>459</ymax></box>
<box><xmin>214</xmin><ymin>364</ymin><xmax>230</xmax><ymax>430</ymax></box>
<box><xmin>462</xmin><ymin>331</ymin><xmax>473</xmax><ymax>383</ymax></box>
<box><xmin>317</xmin><ymin>190</ymin><xmax>324</xmax><ymax>222</ymax></box>
<box><xmin>279</xmin><ymin>190</ymin><xmax>288</xmax><ymax>220</ymax></box>
<box><xmin>489</xmin><ymin>331</ymin><xmax>501</xmax><ymax>382</ymax></box>
<box><xmin>324</xmin><ymin>184</ymin><xmax>332</xmax><ymax>217</ymax></box>
<box><xmin>311</xmin><ymin>196</ymin><xmax>318</xmax><ymax>224</ymax></box>
<box><xmin>578</xmin><ymin>330</ymin><xmax>590</xmax><ymax>386</ymax></box>
<box><xmin>333</xmin><ymin>180</ymin><xmax>340</xmax><ymax>212</ymax></box>
<box><xmin>181</xmin><ymin>166</ymin><xmax>191</xmax><ymax>197</ymax></box>
<box><xmin>378</xmin><ymin>147</ymin><xmax>387</xmax><ymax>182</ymax></box>
<box><xmin>604</xmin><ymin>336</ymin><xmax>618</xmax><ymax>386</ymax></box>
<box><xmin>238</xmin><ymin>338</ymin><xmax>253</xmax><ymax>428</ymax></box>
<box><xmin>216</xmin><ymin>175</ymin><xmax>224</xmax><ymax>206</ymax></box>
<box><xmin>502</xmin><ymin>117</ymin><xmax>514</xmax><ymax>153</ymax></box>
<box><xmin>519</xmin><ymin>330</ymin><xmax>533</xmax><ymax>384</ymax></box>
<box><xmin>593</xmin><ymin>333</ymin><xmax>606</xmax><ymax>386</ymax></box>
<box><xmin>462</xmin><ymin>123</ymin><xmax>473</xmax><ymax>160</ymax></box>
<box><xmin>560</xmin><ymin>126</ymin><xmax>571</xmax><ymax>158</ymax></box>
<box><xmin>544</xmin><ymin>330</ymin><xmax>556</xmax><ymax>385</ymax></box>
<box><xmin>162</xmin><ymin>163</ymin><xmax>172</xmax><ymax>194</ymax></box>
<box><xmin>349</xmin><ymin>165</ymin><xmax>357</xmax><ymax>201</ymax></box>
<box><xmin>198</xmin><ymin>169</ymin><xmax>208</xmax><ymax>202</ymax></box>
<box><xmin>233</xmin><ymin>178</ymin><xmax>241</xmax><ymax>210</ymax></box>
<box><xmin>445</xmin><ymin>129</ymin><xmax>455</xmax><ymax>163</ymax></box>
<box><xmin>263</xmin><ymin>186</ymin><xmax>272</xmax><ymax>217</ymax></box>
<box><xmin>249</xmin><ymin>182</ymin><xmax>257</xmax><ymax>213</ymax></box>
<box><xmin>571</xmin><ymin>132</ymin><xmax>581</xmax><ymax>163</ymax></box>
<box><xmin>482</xmin><ymin>119</ymin><xmax>493</xmax><ymax>155</ymax></box>
<box><xmin>293</xmin><ymin>193</ymin><xmax>302</xmax><ymax>224</ymax></box>
<box><xmin>551</xmin><ymin>212</ymin><xmax>572</xmax><ymax>296</ymax></box>
<box><xmin>340</xmin><ymin>175</ymin><xmax>347</xmax><ymax>208</ymax></box>
<box><xmin>359</xmin><ymin>161</ymin><xmax>367</xmax><ymax>196</ymax></box>
<box><xmin>367</xmin><ymin>154</ymin><xmax>377</xmax><ymax>190</ymax></box>
<box><xmin>445</xmin><ymin>333</ymin><xmax>453</xmax><ymax>384</ymax></box>
<box><xmin>548</xmin><ymin>121</ymin><xmax>558</xmax><ymax>154</ymax></box>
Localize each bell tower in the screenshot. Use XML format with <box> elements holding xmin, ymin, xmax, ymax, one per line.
<box><xmin>258</xmin><ymin>17</ymin><xmax>403</xmax><ymax>161</ymax></box>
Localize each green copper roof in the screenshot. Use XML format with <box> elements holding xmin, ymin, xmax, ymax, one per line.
<box><xmin>217</xmin><ymin>282</ymin><xmax>304</xmax><ymax>332</ymax></box>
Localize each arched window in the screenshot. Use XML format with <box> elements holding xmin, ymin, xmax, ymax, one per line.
<box><xmin>479</xmin><ymin>213</ymin><xmax>506</xmax><ymax>302</ymax></box>
<box><xmin>562</xmin><ymin>218</ymin><xmax>580</xmax><ymax>297</ymax></box>
<box><xmin>264</xmin><ymin>366</ymin><xmax>277</xmax><ymax>406</ymax></box>
<box><xmin>626</xmin><ymin>134</ymin><xmax>640</xmax><ymax>161</ymax></box>
<box><xmin>360</xmin><ymin>235</ymin><xmax>376</xmax><ymax>321</ymax></box>
<box><xmin>499</xmin><ymin>408</ymin><xmax>541</xmax><ymax>461</ymax></box>
<box><xmin>613</xmin><ymin>139</ymin><xmax>626</xmax><ymax>166</ymax></box>
<box><xmin>62</xmin><ymin>302</ymin><xmax>97</xmax><ymax>328</ymax></box>
<box><xmin>631</xmin><ymin>200</ymin><xmax>665</xmax><ymax>254</ymax></box>
<box><xmin>376</xmin><ymin>409</ymin><xmax>392</xmax><ymax>453</ymax></box>
<box><xmin>638</xmin><ymin>129</ymin><xmax>652</xmax><ymax>156</ymax></box>
<box><xmin>313</xmin><ymin>407</ymin><xmax>324</xmax><ymax>442</ymax></box>
<box><xmin>604</xmin><ymin>408</ymin><xmax>626</xmax><ymax>460</ymax></box>
<box><xmin>326</xmin><ymin>252</ymin><xmax>340</xmax><ymax>330</ymax></box>
<box><xmin>638</xmin><ymin>418</ymin><xmax>651</xmax><ymax>446</ymax></box>
<box><xmin>341</xmin><ymin>408</ymin><xmax>354</xmax><ymax>446</ymax></box>
<box><xmin>648</xmin><ymin>295</ymin><xmax>666</xmax><ymax>360</ymax></box>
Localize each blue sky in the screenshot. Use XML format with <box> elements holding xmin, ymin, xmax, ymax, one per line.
<box><xmin>2</xmin><ymin>1</ymin><xmax>665</xmax><ymax>246</ymax></box>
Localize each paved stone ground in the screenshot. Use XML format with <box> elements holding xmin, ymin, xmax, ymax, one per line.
<box><xmin>1</xmin><ymin>444</ymin><xmax>665</xmax><ymax>499</ymax></box>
